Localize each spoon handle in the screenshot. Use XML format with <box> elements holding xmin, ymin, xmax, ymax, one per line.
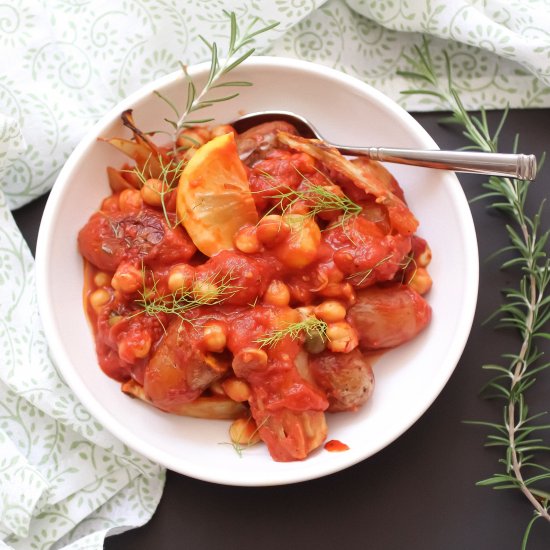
<box><xmin>336</xmin><ymin>146</ymin><xmax>537</xmax><ymax>181</ymax></box>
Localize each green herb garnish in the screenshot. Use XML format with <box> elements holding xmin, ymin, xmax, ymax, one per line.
<box><xmin>401</xmin><ymin>37</ymin><xmax>550</xmax><ymax>546</ymax></box>
<box><xmin>127</xmin><ymin>155</ymin><xmax>186</xmax><ymax>229</ymax></box>
<box><xmin>262</xmin><ymin>167</ymin><xmax>362</xmax><ymax>233</ymax></box>
<box><xmin>154</xmin><ymin>12</ymin><xmax>279</xmax><ymax>153</ymax></box>
<box><xmin>346</xmin><ymin>254</ymin><xmax>394</xmax><ymax>286</ymax></box>
<box><xmin>134</xmin><ymin>268</ymin><xmax>242</xmax><ymax>326</ymax></box>
<box><xmin>256</xmin><ymin>317</ymin><xmax>328</xmax><ymax>348</ymax></box>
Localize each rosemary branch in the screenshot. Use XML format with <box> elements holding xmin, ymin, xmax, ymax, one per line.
<box><xmin>155</xmin><ymin>11</ymin><xmax>278</xmax><ymax>152</ymax></box>
<box><xmin>400</xmin><ymin>38</ymin><xmax>550</xmax><ymax>546</ymax></box>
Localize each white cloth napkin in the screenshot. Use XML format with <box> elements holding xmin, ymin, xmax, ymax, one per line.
<box><xmin>1</xmin><ymin>1</ymin><xmax>550</xmax><ymax>549</ymax></box>
<box><xmin>0</xmin><ymin>114</ymin><xmax>165</xmax><ymax>549</ymax></box>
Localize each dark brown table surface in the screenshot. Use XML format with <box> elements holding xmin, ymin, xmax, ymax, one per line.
<box><xmin>14</xmin><ymin>109</ymin><xmax>550</xmax><ymax>549</ymax></box>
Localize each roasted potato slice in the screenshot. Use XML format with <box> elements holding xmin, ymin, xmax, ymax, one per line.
<box><xmin>143</xmin><ymin>320</ymin><xmax>230</xmax><ymax>412</ymax></box>
<box><xmin>347</xmin><ymin>285</ymin><xmax>431</xmax><ymax>350</ymax></box>
<box><xmin>122</xmin><ymin>379</ymin><xmax>247</xmax><ymax>419</ymax></box>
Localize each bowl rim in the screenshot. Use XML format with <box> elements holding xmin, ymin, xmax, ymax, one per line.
<box><xmin>35</xmin><ymin>55</ymin><xmax>479</xmax><ymax>486</ymax></box>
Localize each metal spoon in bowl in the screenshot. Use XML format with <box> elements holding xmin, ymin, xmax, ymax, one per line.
<box><xmin>231</xmin><ymin>110</ymin><xmax>537</xmax><ymax>181</ymax></box>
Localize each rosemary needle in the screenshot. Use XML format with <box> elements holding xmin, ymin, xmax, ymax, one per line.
<box><xmin>154</xmin><ymin>12</ymin><xmax>279</xmax><ymax>153</ymax></box>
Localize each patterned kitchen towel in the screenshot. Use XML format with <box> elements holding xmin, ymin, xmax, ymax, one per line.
<box><xmin>0</xmin><ymin>113</ymin><xmax>165</xmax><ymax>549</ymax></box>
<box><xmin>0</xmin><ymin>3</ymin><xmax>324</xmax><ymax>548</ymax></box>
<box><xmin>269</xmin><ymin>0</ymin><xmax>550</xmax><ymax>113</ymax></box>
<box><xmin>3</xmin><ymin>0</ymin><xmax>550</xmax><ymax>211</ymax></box>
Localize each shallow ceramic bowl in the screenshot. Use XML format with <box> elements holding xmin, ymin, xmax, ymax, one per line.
<box><xmin>36</xmin><ymin>57</ymin><xmax>478</xmax><ymax>486</ymax></box>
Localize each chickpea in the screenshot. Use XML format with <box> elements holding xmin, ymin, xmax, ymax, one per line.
<box><xmin>229</xmin><ymin>417</ymin><xmax>261</xmax><ymax>446</ymax></box>
<box><xmin>118</xmin><ymin>189</ymin><xmax>142</xmax><ymax>212</ymax></box>
<box><xmin>273</xmin><ymin>216</ymin><xmax>321</xmax><ymax>269</ymax></box>
<box><xmin>232</xmin><ymin>348</ymin><xmax>268</xmax><ymax>377</ymax></box>
<box><xmin>263</xmin><ymin>280</ymin><xmax>290</xmax><ymax>307</ymax></box>
<box><xmin>320</xmin><ymin>282</ymin><xmax>356</xmax><ymax>305</ymax></box>
<box><xmin>132</xmin><ymin>334</ymin><xmax>152</xmax><ymax>359</ymax></box>
<box><xmin>278</xmin><ymin>307</ymin><xmax>302</xmax><ymax>327</ymax></box>
<box><xmin>140</xmin><ymin>178</ymin><xmax>166</xmax><ymax>207</ymax></box>
<box><xmin>111</xmin><ymin>263</ymin><xmax>142</xmax><ymax>294</ymax></box>
<box><xmin>89</xmin><ymin>288</ymin><xmax>110</xmax><ymax>312</ymax></box>
<box><xmin>408</xmin><ymin>267</ymin><xmax>432</xmax><ymax>295</ymax></box>
<box><xmin>314</xmin><ymin>300</ymin><xmax>347</xmax><ymax>323</ymax></box>
<box><xmin>417</xmin><ymin>244</ymin><xmax>432</xmax><ymax>268</ymax></box>
<box><xmin>210</xmin><ymin>124</ymin><xmax>235</xmax><ymax>138</ymax></box>
<box><xmin>242</xmin><ymin>348</ymin><xmax>268</xmax><ymax>366</ymax></box>
<box><xmin>234</xmin><ymin>225</ymin><xmax>262</xmax><ymax>254</ymax></box>
<box><xmin>168</xmin><ymin>264</ymin><xmax>195</xmax><ymax>293</ymax></box>
<box><xmin>101</xmin><ymin>195</ymin><xmax>120</xmax><ymax>212</ymax></box>
<box><xmin>256</xmin><ymin>215</ymin><xmax>290</xmax><ymax>247</ymax></box>
<box><xmin>94</xmin><ymin>271</ymin><xmax>111</xmax><ymax>287</ymax></box>
<box><xmin>326</xmin><ymin>321</ymin><xmax>358</xmax><ymax>353</ymax></box>
<box><xmin>202</xmin><ymin>322</ymin><xmax>227</xmax><ymax>353</ymax></box>
<box><xmin>222</xmin><ymin>378</ymin><xmax>252</xmax><ymax>402</ymax></box>
<box><xmin>118</xmin><ymin>334</ymin><xmax>152</xmax><ymax>361</ymax></box>
<box><xmin>193</xmin><ymin>280</ymin><xmax>219</xmax><ymax>303</ymax></box>
<box><xmin>176</xmin><ymin>127</ymin><xmax>210</xmax><ymax>149</ymax></box>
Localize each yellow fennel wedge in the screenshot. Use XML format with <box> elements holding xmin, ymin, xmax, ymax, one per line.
<box><xmin>177</xmin><ymin>133</ymin><xmax>258</xmax><ymax>256</ymax></box>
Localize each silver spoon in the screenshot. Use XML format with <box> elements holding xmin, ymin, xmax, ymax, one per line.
<box><xmin>231</xmin><ymin>110</ymin><xmax>537</xmax><ymax>181</ymax></box>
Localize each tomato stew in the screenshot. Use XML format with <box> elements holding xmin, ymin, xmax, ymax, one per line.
<box><xmin>78</xmin><ymin>118</ymin><xmax>432</xmax><ymax>462</ymax></box>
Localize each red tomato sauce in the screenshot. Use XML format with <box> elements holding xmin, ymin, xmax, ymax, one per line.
<box><xmin>78</xmin><ymin>120</ymin><xmax>433</xmax><ymax>462</ymax></box>
<box><xmin>324</xmin><ymin>439</ymin><xmax>350</xmax><ymax>452</ymax></box>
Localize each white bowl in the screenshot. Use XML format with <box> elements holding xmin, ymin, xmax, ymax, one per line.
<box><xmin>36</xmin><ymin>57</ymin><xmax>478</xmax><ymax>486</ymax></box>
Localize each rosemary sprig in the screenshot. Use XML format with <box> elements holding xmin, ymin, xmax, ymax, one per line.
<box><xmin>401</xmin><ymin>38</ymin><xmax>550</xmax><ymax>546</ymax></box>
<box><xmin>154</xmin><ymin>11</ymin><xmax>278</xmax><ymax>152</ymax></box>
<box><xmin>256</xmin><ymin>317</ymin><xmax>328</xmax><ymax>348</ymax></box>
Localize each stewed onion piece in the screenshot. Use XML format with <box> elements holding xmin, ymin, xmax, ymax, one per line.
<box><xmin>176</xmin><ymin>133</ymin><xmax>258</xmax><ymax>256</ymax></box>
<box><xmin>348</xmin><ymin>285</ymin><xmax>431</xmax><ymax>350</ymax></box>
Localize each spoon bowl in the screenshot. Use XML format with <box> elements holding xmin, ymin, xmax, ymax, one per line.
<box><xmin>232</xmin><ymin>110</ymin><xmax>537</xmax><ymax>180</ymax></box>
